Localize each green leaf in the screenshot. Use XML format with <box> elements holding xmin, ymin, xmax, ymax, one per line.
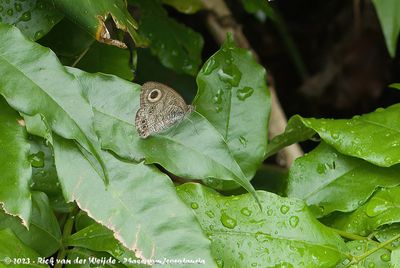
<box><xmin>0</xmin><ymin>24</ymin><xmax>108</xmax><ymax>184</ymax></box>
<box><xmin>288</xmin><ymin>142</ymin><xmax>400</xmax><ymax>217</ymax></box>
<box><xmin>390</xmin><ymin>83</ymin><xmax>400</xmax><ymax>90</ymax></box>
<box><xmin>53</xmin><ymin>136</ymin><xmax>215</xmax><ymax>265</ymax></box>
<box><xmin>0</xmin><ymin>97</ymin><xmax>31</xmax><ymax>226</ymax></box>
<box><xmin>371</xmin><ymin>0</ymin><xmax>400</xmax><ymax>57</ymax></box>
<box><xmin>76</xmin><ymin>42</ymin><xmax>133</xmax><ymax>81</ymax></box>
<box><xmin>162</xmin><ymin>0</ymin><xmax>204</xmax><ymax>14</ymax></box>
<box><xmin>130</xmin><ymin>0</ymin><xmax>203</xmax><ymax>75</ymax></box>
<box><xmin>0</xmin><ymin>228</ymin><xmax>46</xmax><ymax>267</ymax></box>
<box><xmin>195</xmin><ymin>34</ymin><xmax>270</xmax><ymax>180</ymax></box>
<box><xmin>177</xmin><ymin>183</ymin><xmax>347</xmax><ymax>267</ymax></box>
<box><xmin>0</xmin><ymin>192</ymin><xmax>62</xmax><ymax>256</ymax></box>
<box><xmin>330</xmin><ymin>187</ymin><xmax>400</xmax><ymax>236</ymax></box>
<box><xmin>266</xmin><ymin>115</ymin><xmax>316</xmax><ymax>158</ymax></box>
<box><xmin>66</xmin><ymin>223</ymin><xmax>139</xmax><ymax>263</ymax></box>
<box><xmin>52</xmin><ymin>0</ymin><xmax>147</xmax><ymax>47</ymax></box>
<box><xmin>338</xmin><ymin>240</ymin><xmax>391</xmax><ymax>267</ymax></box>
<box><xmin>267</xmin><ymin>104</ymin><xmax>400</xmax><ymax>167</ymax></box>
<box><xmin>0</xmin><ymin>0</ymin><xmax>62</xmax><ymax>40</ymax></box>
<box><xmin>68</xmin><ymin>67</ymin><xmax>258</xmax><ymax>203</ymax></box>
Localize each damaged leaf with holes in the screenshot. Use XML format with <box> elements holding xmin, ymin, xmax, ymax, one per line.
<box><xmin>51</xmin><ymin>0</ymin><xmax>147</xmax><ymax>48</ymax></box>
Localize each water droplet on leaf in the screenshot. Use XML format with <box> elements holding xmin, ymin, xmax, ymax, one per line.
<box><xmin>14</xmin><ymin>3</ymin><xmax>22</xmax><ymax>12</ymax></box>
<box><xmin>217</xmin><ymin>65</ymin><xmax>241</xmax><ymax>86</ymax></box>
<box><xmin>240</xmin><ymin>207</ymin><xmax>252</xmax><ymax>216</ymax></box>
<box><xmin>20</xmin><ymin>11</ymin><xmax>31</xmax><ymax>21</ymax></box>
<box><xmin>236</xmin><ymin>86</ymin><xmax>254</xmax><ymax>100</ymax></box>
<box><xmin>191</xmin><ymin>202</ymin><xmax>199</xmax><ymax>209</ymax></box>
<box><xmin>239</xmin><ymin>136</ymin><xmax>247</xmax><ymax>146</ymax></box>
<box><xmin>220</xmin><ymin>213</ymin><xmax>237</xmax><ymax>229</ymax></box>
<box><xmin>289</xmin><ymin>216</ymin><xmax>299</xmax><ymax>227</ymax></box>
<box><xmin>380</xmin><ymin>253</ymin><xmax>390</xmax><ymax>262</ymax></box>
<box><xmin>280</xmin><ymin>205</ymin><xmax>289</xmax><ymax>214</ymax></box>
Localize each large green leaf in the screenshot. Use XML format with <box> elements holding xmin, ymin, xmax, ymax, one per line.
<box><xmin>67</xmin><ymin>67</ymin><xmax>258</xmax><ymax>202</ymax></box>
<box><xmin>0</xmin><ymin>228</ymin><xmax>46</xmax><ymax>267</ymax></box>
<box><xmin>371</xmin><ymin>0</ymin><xmax>400</xmax><ymax>57</ymax></box>
<box><xmin>66</xmin><ymin>223</ymin><xmax>140</xmax><ymax>264</ymax></box>
<box><xmin>288</xmin><ymin>142</ymin><xmax>400</xmax><ymax>217</ymax></box>
<box><xmin>0</xmin><ymin>97</ymin><xmax>31</xmax><ymax>225</ymax></box>
<box><xmin>161</xmin><ymin>0</ymin><xmax>203</xmax><ymax>14</ymax></box>
<box><xmin>0</xmin><ymin>192</ymin><xmax>62</xmax><ymax>257</ymax></box>
<box><xmin>330</xmin><ymin>187</ymin><xmax>400</xmax><ymax>236</ymax></box>
<box><xmin>53</xmin><ymin>136</ymin><xmax>215</xmax><ymax>266</ymax></box>
<box><xmin>0</xmin><ymin>23</ymin><xmax>108</xmax><ymax>184</ymax></box>
<box><xmin>177</xmin><ymin>183</ymin><xmax>347</xmax><ymax>267</ymax></box>
<box><xmin>267</xmin><ymin>104</ymin><xmax>400</xmax><ymax>167</ymax></box>
<box><xmin>0</xmin><ymin>0</ymin><xmax>62</xmax><ymax>40</ymax></box>
<box><xmin>195</xmin><ymin>34</ymin><xmax>270</xmax><ymax>179</ymax></box>
<box><xmin>52</xmin><ymin>0</ymin><xmax>147</xmax><ymax>47</ymax></box>
<box><xmin>129</xmin><ymin>0</ymin><xmax>203</xmax><ymax>75</ymax></box>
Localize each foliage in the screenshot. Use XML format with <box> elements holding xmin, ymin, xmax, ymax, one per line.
<box><xmin>0</xmin><ymin>0</ymin><xmax>399</xmax><ymax>267</ymax></box>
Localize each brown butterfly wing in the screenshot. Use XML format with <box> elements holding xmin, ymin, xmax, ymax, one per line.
<box><xmin>135</xmin><ymin>82</ymin><xmax>193</xmax><ymax>138</ymax></box>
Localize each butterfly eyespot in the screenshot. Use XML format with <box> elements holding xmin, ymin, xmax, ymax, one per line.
<box><xmin>147</xmin><ymin>89</ymin><xmax>162</xmax><ymax>102</ymax></box>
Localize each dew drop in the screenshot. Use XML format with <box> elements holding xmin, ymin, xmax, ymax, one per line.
<box><xmin>236</xmin><ymin>86</ymin><xmax>254</xmax><ymax>101</ymax></box>
<box><xmin>7</xmin><ymin>9</ymin><xmax>13</xmax><ymax>16</ymax></box>
<box><xmin>380</xmin><ymin>253</ymin><xmax>390</xmax><ymax>262</ymax></box>
<box><xmin>213</xmin><ymin>89</ymin><xmax>223</xmax><ymax>104</ymax></box>
<box><xmin>239</xmin><ymin>136</ymin><xmax>247</xmax><ymax>147</ymax></box>
<box><xmin>289</xmin><ymin>216</ymin><xmax>299</xmax><ymax>227</ymax></box>
<box><xmin>217</xmin><ymin>65</ymin><xmax>242</xmax><ymax>87</ymax></box>
<box><xmin>0</xmin><ymin>6</ymin><xmax>3</xmax><ymax>12</ymax></box>
<box><xmin>280</xmin><ymin>205</ymin><xmax>289</xmax><ymax>214</ymax></box>
<box><xmin>34</xmin><ymin>30</ymin><xmax>44</xmax><ymax>40</ymax></box>
<box><xmin>367</xmin><ymin>262</ymin><xmax>375</xmax><ymax>268</ymax></box>
<box><xmin>203</xmin><ymin>58</ymin><xmax>218</xmax><ymax>75</ymax></box>
<box><xmin>240</xmin><ymin>207</ymin><xmax>252</xmax><ymax>216</ymax></box>
<box><xmin>191</xmin><ymin>202</ymin><xmax>199</xmax><ymax>209</ymax></box>
<box><xmin>206</xmin><ymin>211</ymin><xmax>215</xmax><ymax>218</ymax></box>
<box><xmin>14</xmin><ymin>2</ymin><xmax>22</xmax><ymax>12</ymax></box>
<box><xmin>220</xmin><ymin>213</ymin><xmax>237</xmax><ymax>229</ymax></box>
<box><xmin>20</xmin><ymin>11</ymin><xmax>31</xmax><ymax>21</ymax></box>
<box><xmin>365</xmin><ymin>198</ymin><xmax>389</xmax><ymax>217</ymax></box>
<box><xmin>331</xmin><ymin>132</ymin><xmax>339</xmax><ymax>140</ymax></box>
<box><xmin>267</xmin><ymin>209</ymin><xmax>273</xmax><ymax>216</ymax></box>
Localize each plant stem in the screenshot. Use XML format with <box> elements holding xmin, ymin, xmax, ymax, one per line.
<box><xmin>347</xmin><ymin>233</ymin><xmax>400</xmax><ymax>266</ymax></box>
<box><xmin>329</xmin><ymin>227</ymin><xmax>367</xmax><ymax>241</ymax></box>
<box><xmin>71</xmin><ymin>46</ymin><xmax>91</xmax><ymax>67</ymax></box>
<box><xmin>55</xmin><ymin>206</ymin><xmax>79</xmax><ymax>268</ymax></box>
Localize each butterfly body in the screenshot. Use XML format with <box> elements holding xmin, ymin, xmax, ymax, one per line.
<box><xmin>135</xmin><ymin>82</ymin><xmax>194</xmax><ymax>138</ymax></box>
